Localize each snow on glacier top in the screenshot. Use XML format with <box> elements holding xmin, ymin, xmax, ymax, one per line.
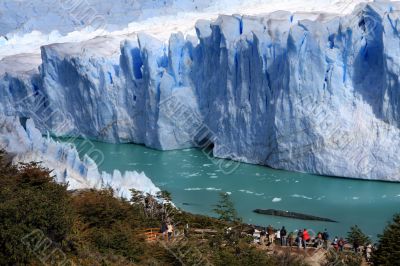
<box><xmin>43</xmin><ymin>35</ymin><xmax>127</xmax><ymax>58</ymax></box>
<box><xmin>0</xmin><ymin>0</ymin><xmax>368</xmax><ymax>35</ymax></box>
<box><xmin>0</xmin><ymin>0</ymin><xmax>371</xmax><ymax>60</ymax></box>
<box><xmin>0</xmin><ymin>53</ymin><xmax>41</xmax><ymax>76</ymax></box>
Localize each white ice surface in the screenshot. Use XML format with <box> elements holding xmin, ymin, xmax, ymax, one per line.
<box><xmin>0</xmin><ymin>116</ymin><xmax>160</xmax><ymax>198</ymax></box>
<box><xmin>0</xmin><ymin>0</ymin><xmax>370</xmax><ymax>59</ymax></box>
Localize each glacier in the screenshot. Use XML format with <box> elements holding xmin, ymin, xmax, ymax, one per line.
<box><xmin>0</xmin><ymin>0</ymin><xmax>368</xmax><ymax>59</ymax></box>
<box><xmin>2</xmin><ymin>1</ymin><xmax>400</xmax><ymax>181</ymax></box>
<box><xmin>0</xmin><ymin>116</ymin><xmax>160</xmax><ymax>198</ymax></box>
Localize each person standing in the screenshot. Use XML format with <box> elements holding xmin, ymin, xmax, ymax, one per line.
<box><xmin>333</xmin><ymin>236</ymin><xmax>339</xmax><ymax>251</ymax></box>
<box><xmin>322</xmin><ymin>229</ymin><xmax>330</xmax><ymax>249</ymax></box>
<box><xmin>267</xmin><ymin>225</ymin><xmax>275</xmax><ymax>245</ymax></box>
<box><xmin>276</xmin><ymin>228</ymin><xmax>281</xmax><ymax>244</ymax></box>
<box><xmin>184</xmin><ymin>223</ymin><xmax>190</xmax><ymax>238</ymax></box>
<box><xmin>297</xmin><ymin>230</ymin><xmax>303</xmax><ymax>249</ymax></box>
<box><xmin>280</xmin><ymin>226</ymin><xmax>287</xmax><ymax>246</ymax></box>
<box><xmin>161</xmin><ymin>221</ymin><xmax>168</xmax><ymax>241</ymax></box>
<box><xmin>302</xmin><ymin>229</ymin><xmax>310</xmax><ymax>249</ymax></box>
<box><xmin>316</xmin><ymin>232</ymin><xmax>323</xmax><ymax>248</ymax></box>
<box><xmin>338</xmin><ymin>237</ymin><xmax>345</xmax><ymax>252</ymax></box>
<box><xmin>260</xmin><ymin>228</ymin><xmax>267</xmax><ymax>246</ymax></box>
<box><xmin>167</xmin><ymin>223</ymin><xmax>174</xmax><ymax>241</ymax></box>
<box><xmin>365</xmin><ymin>243</ymin><xmax>373</xmax><ymax>262</ymax></box>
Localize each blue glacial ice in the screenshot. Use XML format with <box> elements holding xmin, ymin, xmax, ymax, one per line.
<box><xmin>2</xmin><ymin>1</ymin><xmax>400</xmax><ymax>181</ymax></box>
<box><xmin>0</xmin><ymin>116</ymin><xmax>160</xmax><ymax>197</ymax></box>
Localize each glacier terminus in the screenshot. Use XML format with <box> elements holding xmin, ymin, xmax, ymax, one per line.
<box><xmin>1</xmin><ymin>0</ymin><xmax>400</xmax><ymax>182</ymax></box>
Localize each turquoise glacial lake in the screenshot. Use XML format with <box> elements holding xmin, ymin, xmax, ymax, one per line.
<box><xmin>68</xmin><ymin>139</ymin><xmax>400</xmax><ymax>241</ymax></box>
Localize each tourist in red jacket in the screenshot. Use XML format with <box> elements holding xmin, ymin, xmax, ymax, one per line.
<box><xmin>302</xmin><ymin>229</ymin><xmax>310</xmax><ymax>249</ymax></box>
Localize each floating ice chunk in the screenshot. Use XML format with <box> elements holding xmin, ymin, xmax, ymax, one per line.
<box><xmin>188</xmin><ymin>172</ymin><xmax>201</xmax><ymax>177</ymax></box>
<box><xmin>206</xmin><ymin>187</ymin><xmax>222</xmax><ymax>191</ymax></box>
<box><xmin>291</xmin><ymin>194</ymin><xmax>313</xmax><ymax>200</ymax></box>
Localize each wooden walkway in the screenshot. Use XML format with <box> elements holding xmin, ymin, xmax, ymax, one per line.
<box><xmin>139</xmin><ymin>227</ymin><xmax>219</xmax><ymax>242</ymax></box>
<box><xmin>139</xmin><ymin>228</ymin><xmax>163</xmax><ymax>243</ymax></box>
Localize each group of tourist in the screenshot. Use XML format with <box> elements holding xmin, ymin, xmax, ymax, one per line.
<box><xmin>159</xmin><ymin>218</ymin><xmax>374</xmax><ymax>261</ymax></box>
<box><xmin>254</xmin><ymin>226</ymin><xmax>374</xmax><ymax>262</ymax></box>
<box><xmin>257</xmin><ymin>226</ymin><xmax>337</xmax><ymax>249</ymax></box>
<box><xmin>257</xmin><ymin>225</ymin><xmax>312</xmax><ymax>248</ymax></box>
<box><xmin>257</xmin><ymin>226</ymin><xmax>335</xmax><ymax>249</ymax></box>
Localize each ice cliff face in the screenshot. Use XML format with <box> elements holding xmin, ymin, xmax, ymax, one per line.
<box><xmin>0</xmin><ymin>116</ymin><xmax>160</xmax><ymax>198</ymax></box>
<box><xmin>2</xmin><ymin>1</ymin><xmax>400</xmax><ymax>181</ymax></box>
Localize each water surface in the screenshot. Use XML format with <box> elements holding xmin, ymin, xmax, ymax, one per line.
<box><xmin>68</xmin><ymin>138</ymin><xmax>400</xmax><ymax>240</ymax></box>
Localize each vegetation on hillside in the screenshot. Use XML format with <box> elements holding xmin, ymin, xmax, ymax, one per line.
<box><xmin>346</xmin><ymin>225</ymin><xmax>371</xmax><ymax>249</ymax></box>
<box><xmin>373</xmin><ymin>214</ymin><xmax>400</xmax><ymax>265</ymax></box>
<box><xmin>323</xmin><ymin>249</ymin><xmax>363</xmax><ymax>266</ymax></box>
<box><xmin>213</xmin><ymin>192</ymin><xmax>240</xmax><ymax>223</ymax></box>
<box><xmin>0</xmin><ymin>151</ymin><xmax>294</xmax><ymax>265</ymax></box>
<box><xmin>0</xmin><ymin>150</ymin><xmax>399</xmax><ymax>265</ymax></box>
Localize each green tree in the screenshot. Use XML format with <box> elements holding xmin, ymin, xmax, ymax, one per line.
<box><xmin>72</xmin><ymin>188</ymin><xmax>135</xmax><ymax>228</ymax></box>
<box><xmin>0</xmin><ymin>158</ymin><xmax>74</xmax><ymax>265</ymax></box>
<box><xmin>130</xmin><ymin>188</ymin><xmax>145</xmax><ymax>205</ymax></box>
<box><xmin>71</xmin><ymin>189</ymin><xmax>145</xmax><ymax>261</ymax></box>
<box><xmin>157</xmin><ymin>190</ymin><xmax>172</xmax><ymax>202</ymax></box>
<box><xmin>213</xmin><ymin>192</ymin><xmax>240</xmax><ymax>222</ymax></box>
<box><xmin>373</xmin><ymin>214</ymin><xmax>400</xmax><ymax>265</ymax></box>
<box><xmin>346</xmin><ymin>225</ymin><xmax>370</xmax><ymax>248</ymax></box>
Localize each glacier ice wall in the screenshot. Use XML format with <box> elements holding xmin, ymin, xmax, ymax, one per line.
<box><xmin>2</xmin><ymin>1</ymin><xmax>400</xmax><ymax>181</ymax></box>
<box><xmin>0</xmin><ymin>116</ymin><xmax>160</xmax><ymax>198</ymax></box>
<box><xmin>0</xmin><ymin>0</ymin><xmax>369</xmax><ymax>60</ymax></box>
<box><xmin>0</xmin><ymin>0</ymin><xmax>223</xmax><ymax>36</ymax></box>
<box><xmin>0</xmin><ymin>0</ymin><xmax>366</xmax><ymax>37</ymax></box>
